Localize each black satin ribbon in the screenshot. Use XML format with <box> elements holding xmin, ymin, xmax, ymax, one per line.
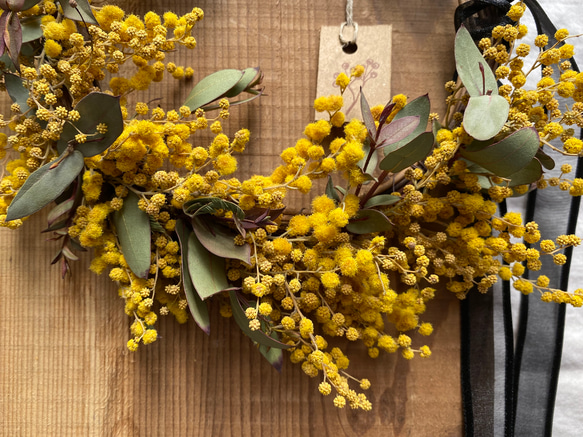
<box><xmin>456</xmin><ymin>1</ymin><xmax>581</xmax><ymax>436</ymax></box>
<box><xmin>454</xmin><ymin>0</ymin><xmax>513</xmax><ymax>39</ymax></box>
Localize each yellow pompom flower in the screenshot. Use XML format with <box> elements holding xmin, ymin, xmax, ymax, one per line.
<box><xmin>563</xmin><ymin>138</ymin><xmax>583</xmax><ymax>154</ymax></box>
<box><xmin>287</xmin><ymin>215</ymin><xmax>311</xmax><ymax>236</ymax></box>
<box><xmin>312</xmin><ymin>195</ymin><xmax>336</xmax><ymax>214</ymax></box>
<box><xmin>344</xmin><ymin>119</ymin><xmax>367</xmax><ymax>141</ymax></box>
<box><xmin>213</xmin><ymin>153</ymin><xmax>238</xmax><ymax>175</ymax></box>
<box><xmin>555</xmin><ymin>28</ymin><xmax>569</xmax><ymax>41</ymax></box>
<box><xmin>321</xmin><ymin>272</ymin><xmax>340</xmax><ymax>289</ymax></box>
<box><xmin>392</xmin><ymin>93</ymin><xmax>407</xmax><ymax>108</ymax></box>
<box><xmin>290</xmin><ymin>175</ymin><xmax>312</xmax><ymax>194</ymax></box>
<box><xmin>273</xmin><ymin>237</ymin><xmax>292</xmax><ymax>256</ymax></box>
<box><xmin>507</xmin><ymin>3</ymin><xmax>525</xmax><ymax>21</ymax></box>
<box><xmin>127</xmin><ymin>339</ymin><xmax>139</xmax><ymax>352</ymax></box>
<box><xmin>498</xmin><ymin>266</ymin><xmax>512</xmax><ymax>281</ymax></box>
<box><xmin>96</xmin><ymin>5</ymin><xmax>126</xmax><ymax>31</ymax></box>
<box><xmin>335</xmin><ymin>72</ymin><xmax>350</xmax><ymax>90</ymax></box>
<box><xmin>331</xmin><ymin>111</ymin><xmax>345</xmax><ymax>127</ymax></box>
<box><xmin>42</xmin><ymin>21</ymin><xmax>67</xmax><ymax>40</ymax></box>
<box><xmin>536</xmin><ymin>275</ymin><xmax>550</xmax><ymax>287</ymax></box>
<box><xmin>418</xmin><ymin>323</ymin><xmax>433</xmax><ymax>336</ymax></box>
<box><xmin>142</xmin><ymin>329</ymin><xmax>158</xmax><ymax>344</ymax></box>
<box><xmin>335</xmin><ymin>141</ymin><xmax>365</xmax><ymax>169</ymax></box>
<box><xmin>44</xmin><ymin>39</ymin><xmax>62</xmax><ymax>58</ymax></box>
<box><xmin>304</xmin><ymin>119</ymin><xmax>332</xmax><ymax>142</ymax></box>
<box><xmin>328</xmin><ymin>208</ymin><xmax>349</xmax><ymax>227</ymax></box>
<box><xmin>351</xmin><ymin>65</ymin><xmax>365</xmax><ymax>77</ymax></box>
<box><xmin>318</xmin><ymin>382</ymin><xmax>332</xmax><ymax>395</ymax></box>
<box><xmin>299</xmin><ymin>318</ymin><xmax>314</xmax><ymax>338</ymax></box>
<box><xmin>313</xmin><ymin>223</ymin><xmax>339</xmax><ymax>244</ymax></box>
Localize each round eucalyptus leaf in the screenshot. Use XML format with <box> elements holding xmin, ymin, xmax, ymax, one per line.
<box><xmin>460</xmin><ymin>126</ymin><xmax>539</xmax><ymax>177</ymax></box>
<box><xmin>463</xmin><ymin>94</ymin><xmax>510</xmax><ymax>141</ymax></box>
<box><xmin>183</xmin><ymin>69</ymin><xmax>244</xmax><ymax>111</ymax></box>
<box><xmin>455</xmin><ymin>25</ymin><xmax>498</xmax><ymax>97</ymax></box>
<box><xmin>383</xmin><ymin>94</ymin><xmax>430</xmax><ymax>154</ymax></box>
<box><xmin>346</xmin><ymin>209</ymin><xmax>393</xmax><ymax>234</ymax></box>
<box><xmin>379</xmin><ymin>132</ymin><xmax>434</xmax><ymax>173</ymax></box>
<box><xmin>56</xmin><ymin>92</ymin><xmax>124</xmax><ymax>157</ymax></box>
<box><xmin>57</xmin><ymin>0</ymin><xmax>98</xmax><ymax>25</ymax></box>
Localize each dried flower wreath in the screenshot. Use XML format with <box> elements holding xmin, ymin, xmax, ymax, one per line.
<box><xmin>1</xmin><ymin>0</ymin><xmax>581</xmax><ymax>411</ymax></box>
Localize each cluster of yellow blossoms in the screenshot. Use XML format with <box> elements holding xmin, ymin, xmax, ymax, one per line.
<box><xmin>0</xmin><ymin>2</ymin><xmax>203</xmax><ymax>223</ymax></box>
<box><xmin>1</xmin><ymin>1</ymin><xmax>583</xmax><ymax>410</ymax></box>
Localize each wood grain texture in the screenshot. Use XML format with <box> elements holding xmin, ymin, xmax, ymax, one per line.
<box><xmin>0</xmin><ymin>1</ymin><xmax>463</xmax><ymax>435</ymax></box>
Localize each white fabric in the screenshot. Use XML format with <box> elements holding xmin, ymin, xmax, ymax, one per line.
<box><xmin>507</xmin><ymin>2</ymin><xmax>583</xmax><ymax>435</ymax></box>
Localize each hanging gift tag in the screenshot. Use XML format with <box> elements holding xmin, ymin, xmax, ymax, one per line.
<box><xmin>316</xmin><ymin>25</ymin><xmax>392</xmax><ymax>120</ymax></box>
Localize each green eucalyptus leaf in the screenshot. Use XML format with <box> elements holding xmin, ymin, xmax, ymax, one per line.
<box><xmin>346</xmin><ymin>209</ymin><xmax>393</xmax><ymax>234</ymax></box>
<box><xmin>19</xmin><ymin>40</ymin><xmax>36</xmax><ymax>59</ymax></box>
<box><xmin>4</xmin><ymin>72</ymin><xmax>30</xmax><ymax>111</ymax></box>
<box><xmin>259</xmin><ymin>342</ymin><xmax>284</xmax><ymax>372</ymax></box>
<box><xmin>47</xmin><ymin>198</ymin><xmax>74</xmax><ymax>225</ymax></box>
<box><xmin>360</xmin><ymin>89</ymin><xmax>376</xmax><ymax>137</ymax></box>
<box><xmin>325</xmin><ymin>175</ymin><xmax>340</xmax><ymax>203</ymax></box>
<box><xmin>183</xmin><ymin>69</ymin><xmax>244</xmax><ymax>111</ymax></box>
<box><xmin>377</xmin><ymin>102</ymin><xmax>396</xmax><ymax>134</ymax></box>
<box><xmin>1</xmin><ymin>9</ymin><xmax>22</xmax><ymax>69</ymax></box>
<box><xmin>357</xmin><ymin>139</ymin><xmax>378</xmax><ymax>175</ymax></box>
<box><xmin>42</xmin><ymin>218</ymin><xmax>69</xmax><ymax>232</ymax></box>
<box><xmin>506</xmin><ymin>158</ymin><xmax>543</xmax><ymax>186</ymax></box>
<box><xmin>5</xmin><ymin>150</ymin><xmax>84</xmax><ymax>221</ymax></box>
<box><xmin>462</xmin><ymin>138</ymin><xmax>494</xmax><ymax>153</ymax></box>
<box><xmin>466</xmin><ymin>158</ymin><xmax>543</xmax><ymax>189</ymax></box>
<box><xmin>229</xmin><ymin>290</ymin><xmax>292</xmax><ymax>350</ymax></box>
<box><xmin>463</xmin><ymin>94</ymin><xmax>510</xmax><ymax>141</ymax></box>
<box><xmin>149</xmin><ymin>216</ymin><xmax>166</xmax><ymax>234</ymax></box>
<box><xmin>383</xmin><ymin>94</ymin><xmax>430</xmax><ymax>154</ymax></box>
<box><xmin>20</xmin><ymin>15</ymin><xmax>42</xmax><ymax>43</ymax></box>
<box><xmin>175</xmin><ymin>219</ymin><xmax>210</xmax><ymax>334</ymax></box>
<box><xmin>68</xmin><ymin>237</ymin><xmax>86</xmax><ymax>252</ymax></box>
<box><xmin>61</xmin><ymin>246</ymin><xmax>79</xmax><ymax>261</ymax></box>
<box><xmin>191</xmin><ymin>217</ymin><xmax>251</xmax><ymax>265</ymax></box>
<box><xmin>224</xmin><ymin>67</ymin><xmax>260</xmax><ymax>97</ymax></box>
<box><xmin>113</xmin><ymin>191</ymin><xmax>151</xmax><ymax>279</ymax></box>
<box><xmin>22</xmin><ymin>0</ymin><xmax>42</xmax><ymax>9</ymax></box>
<box><xmin>364</xmin><ymin>194</ymin><xmax>400</xmax><ymax>209</ymax></box>
<box><xmin>0</xmin><ymin>53</ymin><xmax>15</xmax><ymax>71</ymax></box>
<box><xmin>535</xmin><ymin>148</ymin><xmax>555</xmax><ymax>170</ymax></box>
<box><xmin>187</xmin><ymin>231</ymin><xmax>229</xmax><ymax>300</ymax></box>
<box><xmin>460</xmin><ymin>127</ymin><xmax>539</xmax><ymax>177</ymax></box>
<box><xmin>57</xmin><ymin>0</ymin><xmax>98</xmax><ymax>25</ymax></box>
<box><xmin>432</xmin><ymin>118</ymin><xmax>442</xmax><ymax>138</ymax></box>
<box><xmin>56</xmin><ymin>92</ymin><xmax>123</xmax><ymax>157</ymax></box>
<box><xmin>202</xmin><ymin>88</ymin><xmax>263</xmax><ymax>111</ymax></box>
<box><xmin>463</xmin><ymin>160</ymin><xmax>495</xmax><ymax>190</ymax></box>
<box><xmin>455</xmin><ymin>25</ymin><xmax>498</xmax><ymax>97</ymax></box>
<box><xmin>377</xmin><ymin>115</ymin><xmax>420</xmax><ymax>147</ymax></box>
<box><xmin>184</xmin><ymin>197</ymin><xmax>245</xmax><ymax>220</ymax></box>
<box><xmin>379</xmin><ymin>132</ymin><xmax>434</xmax><ymax>173</ymax></box>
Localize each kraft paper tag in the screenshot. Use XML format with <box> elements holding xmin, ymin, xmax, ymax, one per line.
<box><xmin>316</xmin><ymin>25</ymin><xmax>392</xmax><ymax>120</ymax></box>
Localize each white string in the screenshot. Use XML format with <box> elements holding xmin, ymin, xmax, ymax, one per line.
<box><xmin>339</xmin><ymin>0</ymin><xmax>358</xmax><ymax>45</ymax></box>
<box><xmin>346</xmin><ymin>0</ymin><xmax>354</xmax><ymax>26</ymax></box>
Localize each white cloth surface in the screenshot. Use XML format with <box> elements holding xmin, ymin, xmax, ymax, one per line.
<box><xmin>506</xmin><ymin>2</ymin><xmax>583</xmax><ymax>435</ymax></box>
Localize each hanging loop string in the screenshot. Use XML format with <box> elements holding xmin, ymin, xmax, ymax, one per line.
<box><xmin>339</xmin><ymin>0</ymin><xmax>358</xmax><ymax>46</ymax></box>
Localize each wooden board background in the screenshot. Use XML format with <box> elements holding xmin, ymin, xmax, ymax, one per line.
<box><xmin>0</xmin><ymin>1</ymin><xmax>463</xmax><ymax>435</ymax></box>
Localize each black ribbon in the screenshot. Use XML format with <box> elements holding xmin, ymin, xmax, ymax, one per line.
<box><xmin>456</xmin><ymin>1</ymin><xmax>581</xmax><ymax>436</ymax></box>
<box><xmin>454</xmin><ymin>0</ymin><xmax>513</xmax><ymax>40</ymax></box>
